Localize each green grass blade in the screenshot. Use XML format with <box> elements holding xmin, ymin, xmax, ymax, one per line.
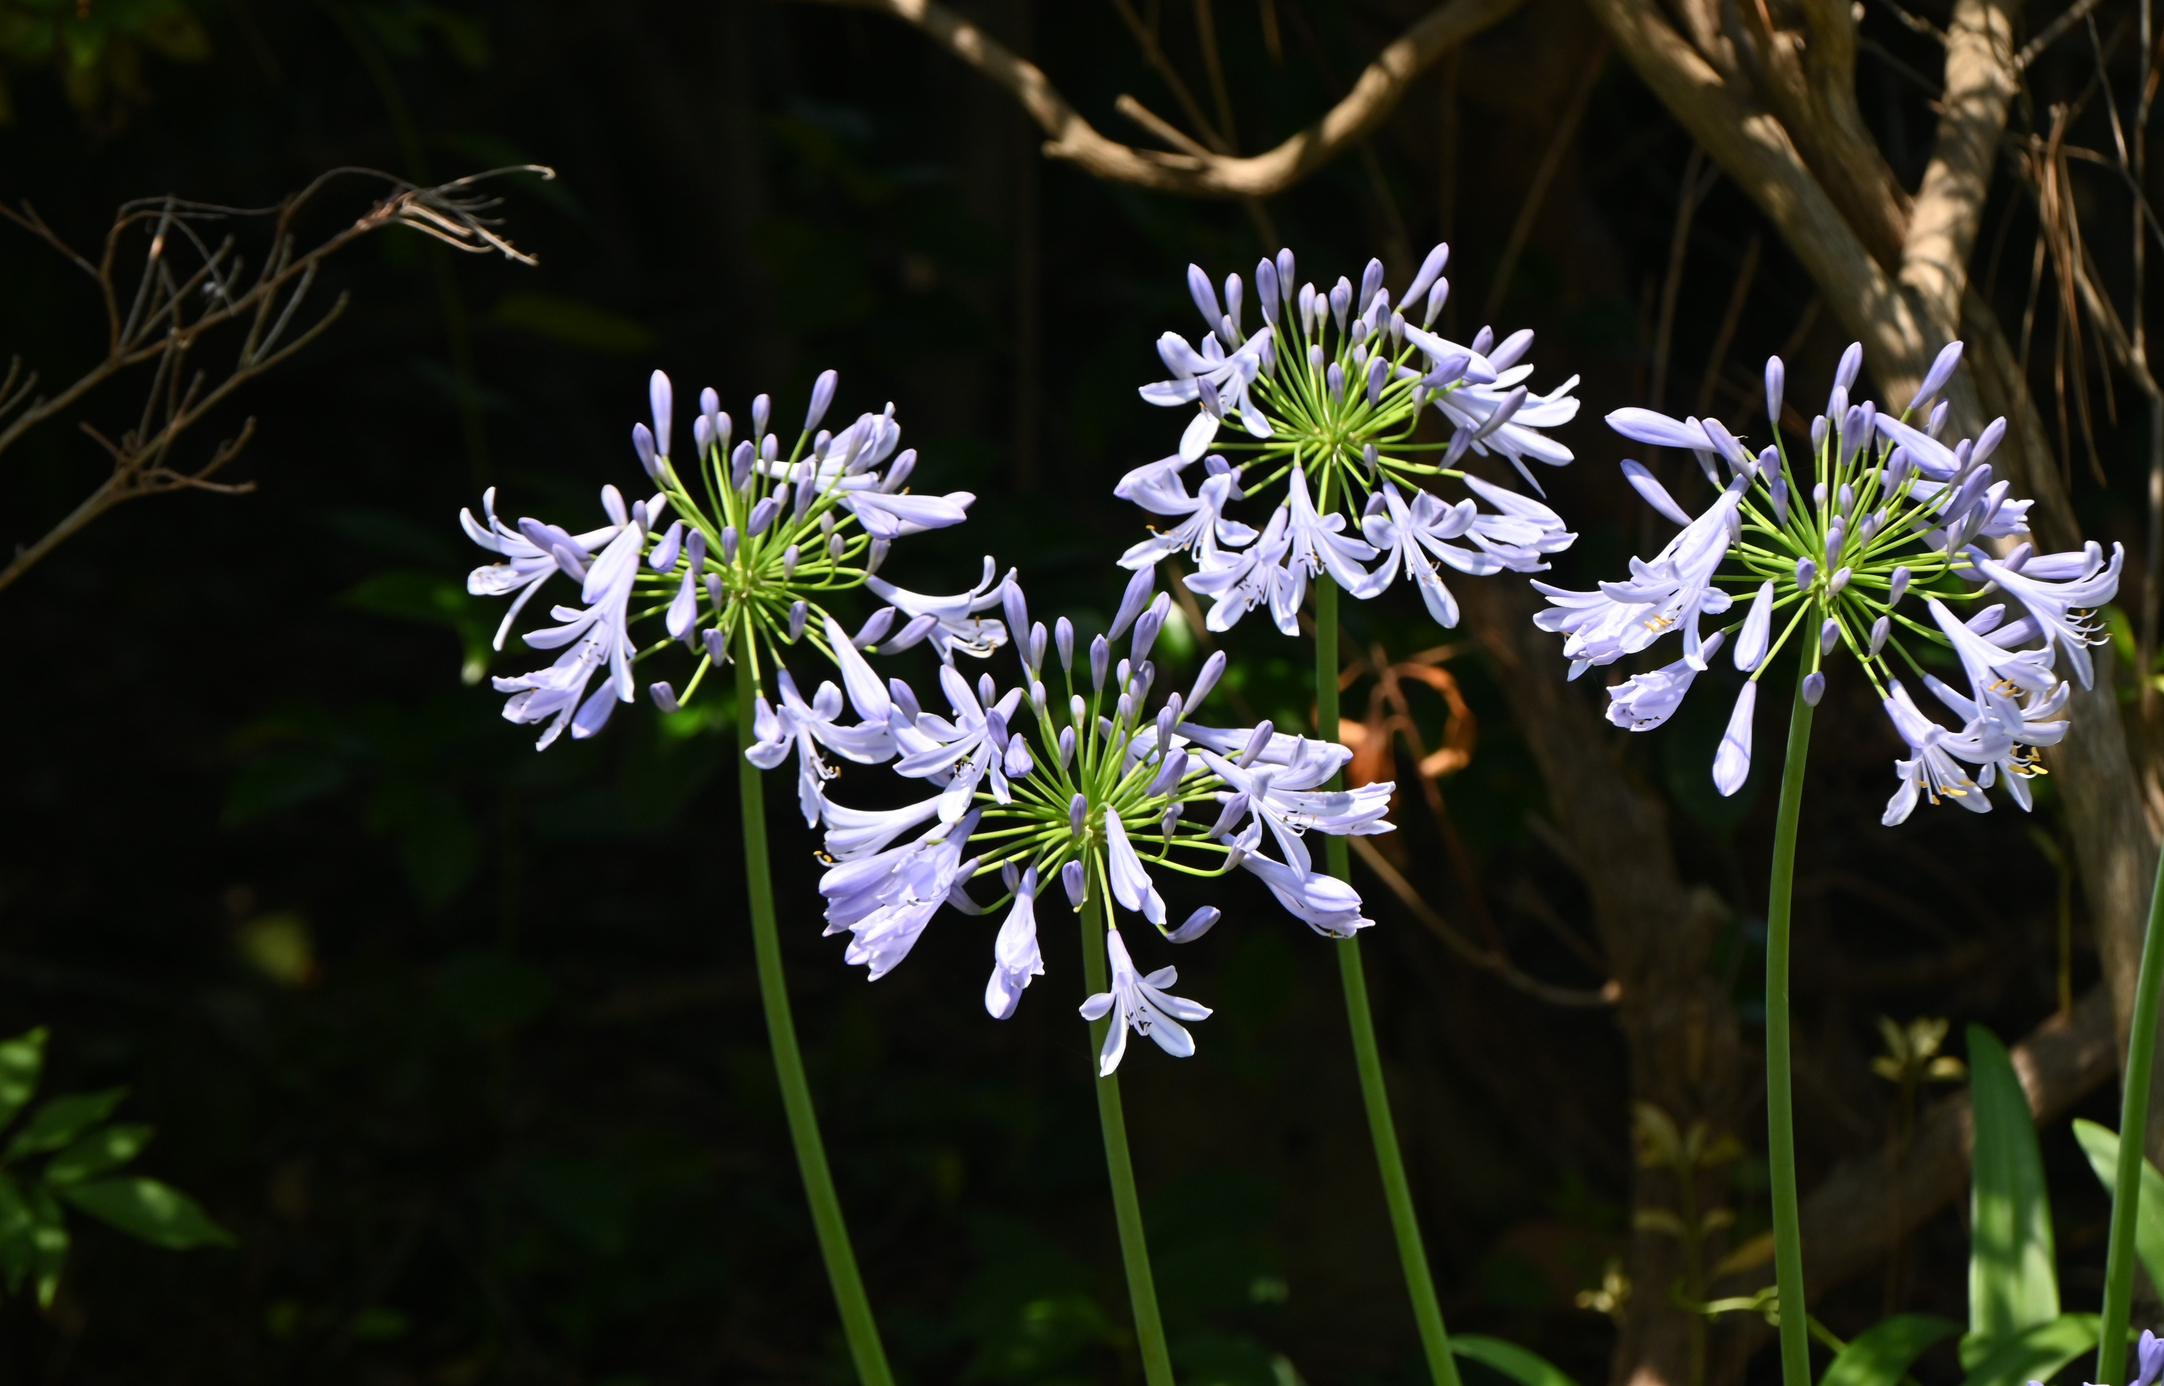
<box><xmin>1967</xmin><ymin>1023</ymin><xmax>2059</xmax><ymax>1361</ymax></box>
<box><xmin>2073</xmin><ymin>1119</ymin><xmax>2164</xmax><ymax>1302</ymax></box>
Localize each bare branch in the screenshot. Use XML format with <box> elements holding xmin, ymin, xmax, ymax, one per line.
<box><xmin>2019</xmin><ymin>0</ymin><xmax>2109</xmax><ymax>71</ymax></box>
<box><xmin>0</xmin><ymin>166</ymin><xmax>549</xmax><ymax>595</ymax></box>
<box><xmin>799</xmin><ymin>0</ymin><xmax>1527</xmax><ymax>197</ymax></box>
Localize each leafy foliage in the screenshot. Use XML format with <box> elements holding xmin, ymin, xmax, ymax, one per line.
<box><xmin>0</xmin><ymin>1028</ymin><xmax>229</xmax><ymax>1307</ymax></box>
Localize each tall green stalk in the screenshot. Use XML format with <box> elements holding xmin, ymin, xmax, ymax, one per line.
<box><xmin>1315</xmin><ymin>572</ymin><xmax>1464</xmax><ymax>1386</ymax></box>
<box><xmin>1077</xmin><ymin>888</ymin><xmax>1178</xmax><ymax>1386</ymax></box>
<box><xmin>2095</xmin><ymin>844</ymin><xmax>2164</xmax><ymax>1384</ymax></box>
<box><xmin>735</xmin><ymin>654</ymin><xmax>895</xmax><ymax>1386</ymax></box>
<box><xmin>1764</xmin><ymin>674</ymin><xmax>1817</xmax><ymax>1386</ymax></box>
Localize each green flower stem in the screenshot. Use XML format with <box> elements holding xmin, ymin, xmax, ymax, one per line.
<box><xmin>2095</xmin><ymin>842</ymin><xmax>2164</xmax><ymax>1383</ymax></box>
<box><xmin>1076</xmin><ymin>887</ymin><xmax>1178</xmax><ymax>1386</ymax></box>
<box><xmin>734</xmin><ymin>654</ymin><xmax>895</xmax><ymax>1386</ymax></box>
<box><xmin>1315</xmin><ymin>572</ymin><xmax>1464</xmax><ymax>1386</ymax></box>
<box><xmin>1765</xmin><ymin>670</ymin><xmax>1817</xmax><ymax>1386</ymax></box>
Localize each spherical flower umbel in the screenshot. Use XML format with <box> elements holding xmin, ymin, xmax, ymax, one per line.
<box><xmin>1124</xmin><ymin>244</ymin><xmax>1582</xmax><ymax>632</ymax></box>
<box><xmin>1534</xmin><ymin>341</ymin><xmax>2122</xmax><ymax>825</ymax></box>
<box><xmin>816</xmin><ymin>567</ymin><xmax>1398</xmax><ymax>1073</ymax></box>
<box><xmin>462</xmin><ymin>369</ymin><xmax>992</xmax><ymax>804</ymax></box>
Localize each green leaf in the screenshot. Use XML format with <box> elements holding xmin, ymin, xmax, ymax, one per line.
<box><xmin>1957</xmin><ymin>1313</ymin><xmax>2098</xmax><ymax>1386</ymax></box>
<box><xmin>26</xmin><ymin>1182</ymin><xmax>66</xmax><ymax>1308</ymax></box>
<box><xmin>0</xmin><ymin>1028</ymin><xmax>46</xmax><ymax>1132</ymax></box>
<box><xmin>1823</xmin><ymin>1314</ymin><xmax>1961</xmax><ymax>1386</ymax></box>
<box><xmin>1967</xmin><ymin>1024</ymin><xmax>2059</xmax><ymax>1361</ymax></box>
<box><xmin>59</xmin><ymin>1176</ymin><xmax>233</xmax><ymax>1250</ymax></box>
<box><xmin>1451</xmin><ymin>1334</ymin><xmax>1580</xmax><ymax>1386</ymax></box>
<box><xmin>2071</xmin><ymin>1120</ymin><xmax>2164</xmax><ymax>1300</ymax></box>
<box><xmin>0</xmin><ymin>1170</ymin><xmax>32</xmax><ymax>1294</ymax></box>
<box><xmin>4</xmin><ymin>1089</ymin><xmax>127</xmax><ymax>1161</ymax></box>
<box><xmin>44</xmin><ymin>1124</ymin><xmax>151</xmax><ymax>1185</ymax></box>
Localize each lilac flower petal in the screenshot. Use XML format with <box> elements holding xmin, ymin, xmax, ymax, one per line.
<box><xmin>1620</xmin><ymin>459</ymin><xmax>1693</xmax><ymax>526</ymax></box>
<box><xmin>1713</xmin><ymin>680</ymin><xmax>1757</xmax><ymax>797</ymax></box>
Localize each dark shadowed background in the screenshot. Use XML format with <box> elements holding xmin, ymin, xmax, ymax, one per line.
<box><xmin>0</xmin><ymin>1</ymin><xmax>2146</xmax><ymax>1383</ymax></box>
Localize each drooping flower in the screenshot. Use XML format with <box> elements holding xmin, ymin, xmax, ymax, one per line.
<box><xmin>1129</xmin><ymin>244</ymin><xmax>1579</xmax><ymax>634</ymax></box>
<box><xmin>814</xmin><ymin>569</ymin><xmax>1397</xmax><ymax>1069</ymax></box>
<box><xmin>1078</xmin><ymin>929</ymin><xmax>1212</xmax><ymax>1076</ymax></box>
<box><xmin>985</xmin><ymin>866</ymin><xmax>1045</xmax><ymax>1020</ymax></box>
<box><xmin>1533</xmin><ymin>342</ymin><xmax>2118</xmax><ymax>820</ymax></box>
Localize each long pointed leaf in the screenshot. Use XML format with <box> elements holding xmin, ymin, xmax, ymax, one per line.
<box><xmin>1957</xmin><ymin>1313</ymin><xmax>2097</xmax><ymax>1386</ymax></box>
<box><xmin>1823</xmin><ymin>1314</ymin><xmax>1961</xmax><ymax>1386</ymax></box>
<box><xmin>1967</xmin><ymin>1024</ymin><xmax>2059</xmax><ymax>1362</ymax></box>
<box><xmin>1451</xmin><ymin>1335</ymin><xmax>1580</xmax><ymax>1386</ymax></box>
<box><xmin>2071</xmin><ymin>1119</ymin><xmax>2164</xmax><ymax>1301</ymax></box>
<box><xmin>58</xmin><ymin>1176</ymin><xmax>233</xmax><ymax>1250</ymax></box>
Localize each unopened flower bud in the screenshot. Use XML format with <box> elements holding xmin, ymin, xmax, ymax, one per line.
<box><xmin>864</xmin><ymin>538</ymin><xmax>890</xmax><ymax>575</ymax></box>
<box><xmin>721</xmin><ymin>527</ymin><xmax>740</xmax><ymax>563</ymax></box>
<box><xmin>1236</xmin><ymin>720</ymin><xmax>1273</xmax><ymax>767</ymax></box>
<box><xmin>1868</xmin><ymin>615</ymin><xmax>1890</xmax><ymax>655</ymax></box>
<box><xmin>782</xmin><ymin>544</ymin><xmax>800</xmax><ymax>579</ymax></box>
<box><xmin>1888</xmin><ymin>565</ymin><xmax>1911</xmax><ymax>604</ymax></box>
<box><xmin>806</xmin><ymin>369</ymin><xmax>838</xmax><ymax>432</ymax></box>
<box><xmin>1208</xmin><ymin>792</ymin><xmax>1251</xmax><ymax>838</ymax></box>
<box><xmin>1069</xmin><ymin>794</ymin><xmax>1087</xmax><ymax>838</ymax></box>
<box><xmin>1062</xmin><ymin>860</ymin><xmax>1087</xmax><ymax>907</ymax></box>
<box><xmin>648</xmin><ymin>681</ymin><xmax>680</xmax><ymax>713</ymax></box>
<box><xmin>788</xmin><ymin>600</ymin><xmax>808</xmax><ymax>641</ymax></box>
<box><xmin>1795</xmin><ymin>557</ymin><xmax>1816</xmax><ymax>588</ymax></box>
<box><xmin>1090</xmin><ymin>636</ymin><xmax>1111</xmax><ymax>691</ymax></box>
<box><xmin>1058</xmin><ymin>725</ymin><xmax>1076</xmax><ymax>767</ymax></box>
<box><xmin>1149</xmin><ymin>749</ymin><xmax>1188</xmax><ymax>797</ymax></box>
<box><xmin>828</xmin><ymin>532</ymin><xmax>847</xmax><ymax>562</ymax></box>
<box><xmin>1802</xmin><ymin>671</ymin><xmax>1826</xmax><ymax>705</ymax></box>
<box><xmin>632</xmin><ymin>422</ymin><xmax>660</xmax><ymax>479</ymax></box>
<box><xmin>1056</xmin><ymin>617</ymin><xmax>1075</xmax><ymax>673</ymax></box>
<box><xmin>1829</xmin><ymin>566</ymin><xmax>1852</xmax><ymax>594</ymax></box>
<box><xmin>1820</xmin><ymin>618</ymin><xmax>1840</xmax><ymax>655</ymax></box>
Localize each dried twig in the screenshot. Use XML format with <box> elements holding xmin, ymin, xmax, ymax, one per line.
<box><xmin>0</xmin><ymin>165</ymin><xmax>550</xmax><ymax>595</ymax></box>
<box><xmin>1348</xmin><ymin>836</ymin><xmax>1620</xmax><ymax>1008</ymax></box>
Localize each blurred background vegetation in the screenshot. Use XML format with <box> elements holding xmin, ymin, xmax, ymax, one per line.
<box><xmin>0</xmin><ymin>0</ymin><xmax>2150</xmax><ymax>1382</ymax></box>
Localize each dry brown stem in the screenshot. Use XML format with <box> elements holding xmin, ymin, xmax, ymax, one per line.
<box><xmin>0</xmin><ymin>166</ymin><xmax>548</xmax><ymax>595</ymax></box>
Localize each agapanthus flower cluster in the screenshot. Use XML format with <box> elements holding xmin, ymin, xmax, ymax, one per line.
<box><xmin>1123</xmin><ymin>243</ymin><xmax>1581</xmax><ymax>631</ymax></box>
<box><xmin>816</xmin><ymin>566</ymin><xmax>1398</xmax><ymax>1073</ymax></box>
<box><xmin>462</xmin><ymin>368</ymin><xmax>993</xmax><ymax>761</ymax></box>
<box><xmin>1535</xmin><ymin>341</ymin><xmax>2122</xmax><ymax>825</ymax></box>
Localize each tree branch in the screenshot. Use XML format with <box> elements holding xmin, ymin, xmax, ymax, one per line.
<box><xmin>1901</xmin><ymin>0</ymin><xmax>2021</xmax><ymax>339</ymax></box>
<box><xmin>798</xmin><ymin>0</ymin><xmax>1527</xmax><ymax>198</ymax></box>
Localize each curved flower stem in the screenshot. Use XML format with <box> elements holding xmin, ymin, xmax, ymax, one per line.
<box><xmin>2095</xmin><ymin>844</ymin><xmax>2164</xmax><ymax>1383</ymax></box>
<box><xmin>1076</xmin><ymin>892</ymin><xmax>1178</xmax><ymax>1386</ymax></box>
<box><xmin>1315</xmin><ymin>572</ymin><xmax>1464</xmax><ymax>1386</ymax></box>
<box><xmin>734</xmin><ymin>654</ymin><xmax>895</xmax><ymax>1386</ymax></box>
<box><xmin>1765</xmin><ymin>671</ymin><xmax>1816</xmax><ymax>1386</ymax></box>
